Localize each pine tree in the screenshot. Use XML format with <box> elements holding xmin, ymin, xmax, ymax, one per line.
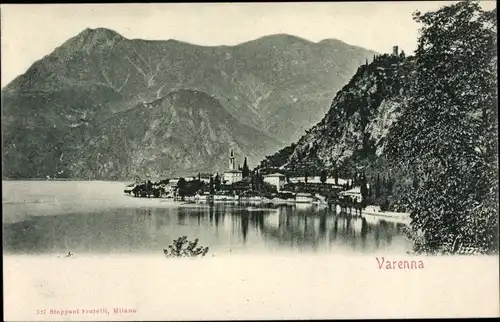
<box><xmin>209</xmin><ymin>177</ymin><xmax>214</xmax><ymax>194</ymax></box>
<box><xmin>242</xmin><ymin>157</ymin><xmax>250</xmax><ymax>178</ymax></box>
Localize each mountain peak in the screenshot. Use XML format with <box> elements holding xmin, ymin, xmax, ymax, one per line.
<box><xmin>60</xmin><ymin>27</ymin><xmax>126</xmax><ymax>54</ymax></box>
<box><xmin>78</xmin><ymin>27</ymin><xmax>125</xmax><ymax>40</ymax></box>
<box><xmin>239</xmin><ymin>33</ymin><xmax>313</xmax><ymax>47</ymax></box>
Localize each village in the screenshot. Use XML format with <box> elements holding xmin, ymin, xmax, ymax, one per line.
<box><xmin>122</xmin><ymin>149</ymin><xmax>405</xmax><ymax>219</ymax></box>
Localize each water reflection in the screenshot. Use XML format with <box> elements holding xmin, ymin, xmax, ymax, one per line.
<box><xmin>3</xmin><ymin>203</ymin><xmax>411</xmax><ymax>255</ymax></box>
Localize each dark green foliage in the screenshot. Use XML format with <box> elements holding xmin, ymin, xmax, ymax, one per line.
<box><xmin>375</xmin><ymin>174</ymin><xmax>381</xmax><ymax>199</ymax></box>
<box><xmin>214</xmin><ymin>174</ymin><xmax>221</xmax><ymax>191</ymax></box>
<box><xmin>177</xmin><ymin>178</ymin><xmax>187</xmax><ymax>200</ymax></box>
<box><xmin>250</xmin><ymin>171</ymin><xmax>267</xmax><ymax>192</ymax></box>
<box><xmin>386</xmin><ymin>1</ymin><xmax>498</xmax><ymax>254</ymax></box>
<box><xmin>380</xmin><ymin>198</ymin><xmax>390</xmax><ymax>212</ymax></box>
<box><xmin>209</xmin><ymin>177</ymin><xmax>215</xmax><ymax>194</ymax></box>
<box><xmin>177</xmin><ymin>178</ymin><xmax>208</xmax><ymax>198</ymax></box>
<box><xmin>242</xmin><ymin>157</ymin><xmax>250</xmax><ymax>178</ymax></box>
<box><xmin>320</xmin><ymin>170</ymin><xmax>327</xmax><ymax>184</ymax></box>
<box><xmin>256</xmin><ymin>47</ymin><xmax>410</xmax><ymax>178</ymax></box>
<box><xmin>163</xmin><ymin>236</ymin><xmax>209</xmax><ymax>258</ymax></box>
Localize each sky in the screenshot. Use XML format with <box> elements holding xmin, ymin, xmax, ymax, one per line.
<box><xmin>1</xmin><ymin>1</ymin><xmax>496</xmax><ymax>87</ymax></box>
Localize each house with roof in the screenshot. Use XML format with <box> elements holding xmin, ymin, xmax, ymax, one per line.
<box><xmin>198</xmin><ymin>173</ymin><xmax>215</xmax><ymax>183</ymax></box>
<box><xmin>339</xmin><ymin>186</ymin><xmax>363</xmax><ymax>203</ymax></box>
<box><xmin>264</xmin><ymin>173</ymin><xmax>286</xmax><ymax>192</ymax></box>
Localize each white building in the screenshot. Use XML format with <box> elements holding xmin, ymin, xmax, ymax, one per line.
<box><xmin>264</xmin><ymin>173</ymin><xmax>286</xmax><ymax>191</ymax></box>
<box><xmin>199</xmin><ymin>173</ymin><xmax>215</xmax><ymax>184</ymax></box>
<box><xmin>168</xmin><ymin>178</ymin><xmax>180</xmax><ymax>186</ymax></box>
<box><xmin>223</xmin><ymin>149</ymin><xmax>243</xmax><ymax>184</ymax></box>
<box><xmin>339</xmin><ymin>186</ymin><xmax>363</xmax><ymax>203</ymax></box>
<box><xmin>289</xmin><ymin>176</ymin><xmax>351</xmax><ymax>186</ymax></box>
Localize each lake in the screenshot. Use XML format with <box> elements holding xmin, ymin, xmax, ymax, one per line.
<box><xmin>4</xmin><ymin>181</ymin><xmax>499</xmax><ymax>321</ymax></box>
<box><xmin>2</xmin><ymin>180</ymin><xmax>412</xmax><ymax>256</ymax></box>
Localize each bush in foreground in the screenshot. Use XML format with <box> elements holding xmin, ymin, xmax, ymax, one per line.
<box><xmin>163</xmin><ymin>236</ymin><xmax>210</xmax><ymax>258</ymax></box>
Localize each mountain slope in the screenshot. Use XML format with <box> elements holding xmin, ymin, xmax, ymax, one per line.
<box><xmin>2</xmin><ymin>28</ymin><xmax>376</xmax><ymax>179</ymax></box>
<box><xmin>257</xmin><ymin>53</ymin><xmax>414</xmax><ymax>176</ymax></box>
<box><xmin>3</xmin><ymin>89</ymin><xmax>280</xmax><ymax>179</ymax></box>
<box><xmin>3</xmin><ymin>28</ymin><xmax>377</xmax><ymax>136</ymax></box>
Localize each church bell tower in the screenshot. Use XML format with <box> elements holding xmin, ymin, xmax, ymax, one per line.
<box><xmin>229</xmin><ymin>149</ymin><xmax>235</xmax><ymax>171</ymax></box>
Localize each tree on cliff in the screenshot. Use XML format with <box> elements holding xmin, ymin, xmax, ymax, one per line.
<box><xmin>386</xmin><ymin>1</ymin><xmax>498</xmax><ymax>254</ymax></box>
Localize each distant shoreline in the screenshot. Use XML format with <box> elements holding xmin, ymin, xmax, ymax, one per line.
<box><xmin>2</xmin><ymin>178</ymin><xmax>131</xmax><ymax>182</ymax></box>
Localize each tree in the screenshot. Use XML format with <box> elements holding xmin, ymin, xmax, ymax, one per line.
<box><xmin>387</xmin><ymin>176</ymin><xmax>394</xmax><ymax>194</ymax></box>
<box><xmin>386</xmin><ymin>1</ymin><xmax>498</xmax><ymax>254</ymax></box>
<box><xmin>380</xmin><ymin>198</ymin><xmax>390</xmax><ymax>212</ymax></box>
<box><xmin>214</xmin><ymin>174</ymin><xmax>221</xmax><ymax>191</ymax></box>
<box><xmin>164</xmin><ymin>236</ymin><xmax>209</xmax><ymax>258</ymax></box>
<box><xmin>320</xmin><ymin>170</ymin><xmax>327</xmax><ymax>184</ymax></box>
<box><xmin>334</xmin><ymin>169</ymin><xmax>339</xmax><ymax>185</ymax></box>
<box><xmin>177</xmin><ymin>178</ymin><xmax>187</xmax><ymax>200</ymax></box>
<box><xmin>412</xmin><ymin>176</ymin><xmax>420</xmax><ymax>190</ymax></box>
<box><xmin>304</xmin><ymin>171</ymin><xmax>308</xmax><ymax>184</ymax></box>
<box><xmin>360</xmin><ymin>173</ymin><xmax>369</xmax><ymax>207</ymax></box>
<box><xmin>209</xmin><ymin>177</ymin><xmax>214</xmax><ymax>194</ymax></box>
<box><xmin>375</xmin><ymin>174</ymin><xmax>381</xmax><ymax>198</ymax></box>
<box><xmin>242</xmin><ymin>157</ymin><xmax>250</xmax><ymax>178</ymax></box>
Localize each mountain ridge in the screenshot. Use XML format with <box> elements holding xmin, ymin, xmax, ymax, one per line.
<box><xmin>2</xmin><ymin>27</ymin><xmax>377</xmax><ymax>179</ymax></box>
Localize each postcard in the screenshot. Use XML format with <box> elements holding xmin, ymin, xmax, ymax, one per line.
<box><xmin>2</xmin><ymin>1</ymin><xmax>499</xmax><ymax>320</ymax></box>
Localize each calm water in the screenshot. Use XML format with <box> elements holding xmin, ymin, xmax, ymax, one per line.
<box><xmin>2</xmin><ymin>181</ymin><xmax>412</xmax><ymax>255</ymax></box>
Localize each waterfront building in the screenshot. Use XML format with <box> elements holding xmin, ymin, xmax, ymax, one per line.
<box><xmin>263</xmin><ymin>173</ymin><xmax>286</xmax><ymax>191</ymax></box>
<box><xmin>339</xmin><ymin>186</ymin><xmax>363</xmax><ymax>202</ymax></box>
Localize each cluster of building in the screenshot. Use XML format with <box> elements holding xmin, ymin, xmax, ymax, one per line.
<box><xmin>130</xmin><ymin>149</ymin><xmax>364</xmax><ymax>202</ymax></box>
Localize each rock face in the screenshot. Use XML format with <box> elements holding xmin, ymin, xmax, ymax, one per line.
<box><xmin>2</xmin><ymin>28</ymin><xmax>376</xmax><ymax>179</ymax></box>
<box><xmin>257</xmin><ymin>53</ymin><xmax>414</xmax><ymax>175</ymax></box>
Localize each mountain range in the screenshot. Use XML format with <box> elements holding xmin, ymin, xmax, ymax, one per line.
<box><xmin>2</xmin><ymin>27</ymin><xmax>376</xmax><ymax>179</ymax></box>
